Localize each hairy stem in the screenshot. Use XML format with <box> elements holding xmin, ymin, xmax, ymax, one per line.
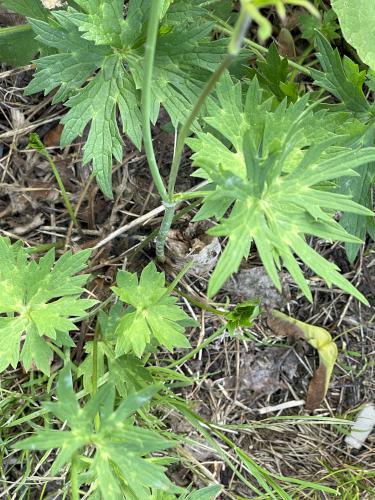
<box><xmin>141</xmin><ymin>0</ymin><xmax>168</xmax><ymax>202</ymax></box>
<box><xmin>155</xmin><ymin>201</ymin><xmax>176</xmax><ymax>262</ymax></box>
<box><xmin>167</xmin><ymin>11</ymin><xmax>252</xmax><ymax>196</ymax></box>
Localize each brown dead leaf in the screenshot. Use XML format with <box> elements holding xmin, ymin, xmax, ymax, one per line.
<box><xmin>305</xmin><ymin>364</ymin><xmax>328</xmax><ymax>411</ymax></box>
<box><xmin>43</xmin><ymin>124</ymin><xmax>64</xmax><ymax>147</ymax></box>
<box><xmin>13</xmin><ymin>214</ymin><xmax>44</xmax><ymax>235</ymax></box>
<box><xmin>278</xmin><ymin>28</ymin><xmax>296</xmax><ymax>59</ymax></box>
<box><xmin>267</xmin><ymin>311</ymin><xmax>338</xmax><ymax>410</ymax></box>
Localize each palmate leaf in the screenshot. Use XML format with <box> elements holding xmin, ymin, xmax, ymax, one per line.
<box><xmin>77</xmin><ymin>304</ymin><xmax>153</xmax><ymax>396</ymax></box>
<box><xmin>0</xmin><ymin>238</ymin><xmax>96</xmax><ymax>374</ymax></box>
<box><xmin>112</xmin><ymin>262</ymin><xmax>191</xmax><ymax>357</ymax></box>
<box><xmin>13</xmin><ymin>366</ymin><xmax>177</xmax><ymax>499</ymax></box>
<box><xmin>24</xmin><ymin>0</ymin><xmax>227</xmax><ymax>197</ymax></box>
<box><xmin>188</xmin><ymin>74</ymin><xmax>375</xmax><ymax>303</ymax></box>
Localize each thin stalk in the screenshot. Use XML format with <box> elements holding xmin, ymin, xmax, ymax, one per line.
<box><xmin>167</xmin><ymin>10</ymin><xmax>252</xmax><ymax>197</ymax></box>
<box><xmin>155</xmin><ymin>201</ymin><xmax>176</xmax><ymax>262</ymax></box>
<box><xmin>167</xmin><ymin>324</ymin><xmax>226</xmax><ymax>368</ymax></box>
<box><xmin>25</xmin><ymin>241</ymin><xmax>65</xmax><ymax>254</ymax></box>
<box><xmin>141</xmin><ymin>0</ymin><xmax>168</xmax><ymax>202</ymax></box>
<box><xmin>70</xmin><ymin>453</ymin><xmax>79</xmax><ymax>500</ymax></box>
<box><xmin>154</xmin><ymin>10</ymin><xmax>251</xmax><ymax>260</ymax></box>
<box><xmin>166</xmin><ymin>53</ymin><xmax>234</xmax><ymax>197</ymax></box>
<box><xmin>92</xmin><ymin>321</ymin><xmax>101</xmax><ymax>431</ymax></box>
<box><xmin>28</xmin><ymin>133</ymin><xmax>79</xmax><ymax>228</ymax></box>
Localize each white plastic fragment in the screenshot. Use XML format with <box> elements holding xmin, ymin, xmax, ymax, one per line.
<box><xmin>345</xmin><ymin>403</ymin><xmax>375</xmax><ymax>450</ymax></box>
<box><xmin>41</xmin><ymin>0</ymin><xmax>63</xmax><ymax>9</ymax></box>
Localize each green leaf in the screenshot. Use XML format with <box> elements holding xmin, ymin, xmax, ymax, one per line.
<box><xmin>112</xmin><ymin>262</ymin><xmax>191</xmax><ymax>357</ymax></box>
<box><xmin>24</xmin><ymin>0</ymin><xmax>228</xmax><ymax>197</ymax></box>
<box><xmin>311</xmin><ymin>32</ymin><xmax>370</xmax><ymax>116</ymax></box>
<box><xmin>225</xmin><ymin>299</ymin><xmax>260</xmax><ymax>335</ymax></box>
<box><xmin>332</xmin><ymin>0</ymin><xmax>375</xmax><ymax>70</ymax></box>
<box><xmin>0</xmin><ymin>0</ymin><xmax>48</xmax><ymax>19</ymax></box>
<box><xmin>0</xmin><ymin>238</ymin><xmax>95</xmax><ymax>374</ymax></box>
<box><xmin>250</xmin><ymin>42</ymin><xmax>298</xmax><ymax>102</ymax></box>
<box><xmin>188</xmin><ymin>74</ymin><xmax>375</xmax><ymax>304</ymax></box>
<box><xmin>186</xmin><ymin>485</ymin><xmax>222</xmax><ymax>500</ymax></box>
<box><xmin>300</xmin><ymin>9</ymin><xmax>340</xmax><ymax>42</ymax></box>
<box><xmin>340</xmin><ymin>126</ymin><xmax>375</xmax><ymax>262</ymax></box>
<box><xmin>0</xmin><ymin>25</ymin><xmax>39</xmax><ymax>66</ymax></box>
<box><xmin>13</xmin><ymin>369</ymin><xmax>175</xmax><ymax>497</ymax></box>
<box><xmin>77</xmin><ymin>306</ymin><xmax>154</xmax><ymax>397</ymax></box>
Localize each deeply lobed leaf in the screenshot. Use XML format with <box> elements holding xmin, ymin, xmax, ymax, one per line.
<box><xmin>188</xmin><ymin>74</ymin><xmax>375</xmax><ymax>303</ymax></box>
<box><xmin>23</xmin><ymin>0</ymin><xmax>227</xmax><ymax>197</ymax></box>
<box><xmin>0</xmin><ymin>238</ymin><xmax>95</xmax><ymax>374</ymax></box>
<box><xmin>13</xmin><ymin>367</ymin><xmax>177</xmax><ymax>498</ymax></box>
<box><xmin>112</xmin><ymin>262</ymin><xmax>191</xmax><ymax>357</ymax></box>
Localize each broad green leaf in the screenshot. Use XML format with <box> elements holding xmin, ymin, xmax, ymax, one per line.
<box><xmin>0</xmin><ymin>0</ymin><xmax>48</xmax><ymax>19</ymax></box>
<box><xmin>112</xmin><ymin>262</ymin><xmax>191</xmax><ymax>357</ymax></box>
<box><xmin>332</xmin><ymin>0</ymin><xmax>375</xmax><ymax>70</ymax></box>
<box><xmin>0</xmin><ymin>237</ymin><xmax>96</xmax><ymax>374</ymax></box>
<box><xmin>24</xmin><ymin>0</ymin><xmax>228</xmax><ymax>197</ymax></box>
<box><xmin>300</xmin><ymin>9</ymin><xmax>340</xmax><ymax>42</ymax></box>
<box><xmin>0</xmin><ymin>25</ymin><xmax>39</xmax><ymax>66</ymax></box>
<box><xmin>188</xmin><ymin>74</ymin><xmax>375</xmax><ymax>303</ymax></box>
<box><xmin>186</xmin><ymin>485</ymin><xmax>222</xmax><ymax>500</ymax></box>
<box><xmin>267</xmin><ymin>310</ymin><xmax>338</xmax><ymax>410</ymax></box>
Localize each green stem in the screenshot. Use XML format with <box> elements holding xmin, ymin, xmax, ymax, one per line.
<box><xmin>167</xmin><ymin>324</ymin><xmax>226</xmax><ymax>369</ymax></box>
<box><xmin>141</xmin><ymin>0</ymin><xmax>168</xmax><ymax>202</ymax></box>
<box><xmin>154</xmin><ymin>10</ymin><xmax>251</xmax><ymax>260</ymax></box>
<box><xmin>92</xmin><ymin>321</ymin><xmax>101</xmax><ymax>431</ymax></box>
<box><xmin>155</xmin><ymin>201</ymin><xmax>176</xmax><ymax>262</ymax></box>
<box><xmin>70</xmin><ymin>453</ymin><xmax>79</xmax><ymax>500</ymax></box>
<box><xmin>28</xmin><ymin>133</ymin><xmax>79</xmax><ymax>228</ymax></box>
<box><xmin>166</xmin><ymin>52</ymin><xmax>235</xmax><ymax>198</ymax></box>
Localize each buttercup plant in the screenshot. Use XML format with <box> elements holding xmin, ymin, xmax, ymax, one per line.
<box><xmin>1</xmin><ymin>0</ymin><xmax>375</xmax><ymax>497</ymax></box>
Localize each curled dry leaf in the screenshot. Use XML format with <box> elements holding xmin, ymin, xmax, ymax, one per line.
<box><xmin>267</xmin><ymin>310</ymin><xmax>338</xmax><ymax>410</ymax></box>
<box><xmin>166</xmin><ymin>221</ymin><xmax>221</xmax><ymax>277</ymax></box>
